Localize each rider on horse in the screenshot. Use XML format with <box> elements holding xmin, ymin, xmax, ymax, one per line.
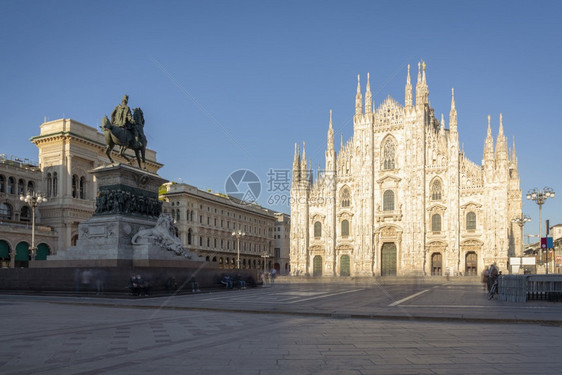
<box><xmin>111</xmin><ymin>95</ymin><xmax>141</xmax><ymax>148</ymax></box>
<box><xmin>102</xmin><ymin>95</ymin><xmax>147</xmax><ymax>169</ymax></box>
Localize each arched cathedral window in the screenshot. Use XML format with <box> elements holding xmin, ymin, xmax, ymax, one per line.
<box><xmin>341</xmin><ymin>187</ymin><xmax>350</xmax><ymax>207</ymax></box>
<box><xmin>432</xmin><ymin>214</ymin><xmax>442</xmax><ymax>232</ymax></box>
<box><xmin>383</xmin><ymin>139</ymin><xmax>396</xmax><ymax>170</ymax></box>
<box><xmin>466</xmin><ymin>212</ymin><xmax>476</xmax><ymax>230</ymax></box>
<box><xmin>341</xmin><ymin>220</ymin><xmax>350</xmax><ymax>237</ymax></box>
<box><xmin>383</xmin><ymin>190</ymin><xmax>395</xmax><ymax>211</ymax></box>
<box><xmin>314</xmin><ymin>221</ymin><xmax>322</xmax><ymax>238</ymax></box>
<box><xmin>431</xmin><ymin>180</ymin><xmax>442</xmax><ymax>201</ymax></box>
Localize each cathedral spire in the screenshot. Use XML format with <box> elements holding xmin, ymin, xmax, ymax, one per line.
<box><xmin>365</xmin><ymin>73</ymin><xmax>372</xmax><ymax>114</ymax></box>
<box><xmin>292</xmin><ymin>142</ymin><xmax>301</xmax><ymax>182</ymax></box>
<box><xmin>484</xmin><ymin>115</ymin><xmax>494</xmax><ymax>161</ymax></box>
<box><xmin>405</xmin><ymin>64</ymin><xmax>413</xmax><ymax>107</ymax></box>
<box><xmin>449</xmin><ymin>88</ymin><xmax>457</xmax><ymax>132</ymax></box>
<box><xmin>355</xmin><ymin>74</ymin><xmax>363</xmax><ymax>117</ymax></box>
<box><xmin>415</xmin><ymin>61</ymin><xmax>428</xmax><ymax>106</ymax></box>
<box><xmin>495</xmin><ymin>113</ymin><xmax>508</xmax><ymax>161</ymax></box>
<box><xmin>440</xmin><ymin>113</ymin><xmax>445</xmax><ymax>131</ymax></box>
<box><xmin>511</xmin><ymin>136</ymin><xmax>517</xmax><ymax>163</ymax></box>
<box><xmin>327</xmin><ymin>110</ymin><xmax>334</xmax><ymax>151</ymax></box>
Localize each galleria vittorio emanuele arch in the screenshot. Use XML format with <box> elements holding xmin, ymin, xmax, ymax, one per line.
<box><xmin>290</xmin><ymin>62</ymin><xmax>522</xmax><ymax>277</ymax></box>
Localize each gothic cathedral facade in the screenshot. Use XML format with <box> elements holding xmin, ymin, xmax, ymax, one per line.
<box><xmin>290</xmin><ymin>62</ymin><xmax>522</xmax><ymax>277</ymax></box>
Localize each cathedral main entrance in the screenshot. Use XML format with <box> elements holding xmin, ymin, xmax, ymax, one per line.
<box><xmin>381</xmin><ymin>243</ymin><xmax>397</xmax><ymax>276</ymax></box>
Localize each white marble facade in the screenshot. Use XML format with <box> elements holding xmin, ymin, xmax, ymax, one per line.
<box><xmin>290</xmin><ymin>62</ymin><xmax>522</xmax><ymax>277</ymax></box>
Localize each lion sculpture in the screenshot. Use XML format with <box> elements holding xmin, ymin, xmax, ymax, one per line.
<box><xmin>131</xmin><ymin>214</ymin><xmax>190</xmax><ymax>257</ymax></box>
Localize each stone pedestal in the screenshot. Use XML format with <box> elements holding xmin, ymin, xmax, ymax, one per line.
<box><xmin>45</xmin><ymin>163</ymin><xmax>201</xmax><ymax>267</ymax></box>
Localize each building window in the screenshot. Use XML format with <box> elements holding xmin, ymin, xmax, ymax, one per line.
<box><xmin>466</xmin><ymin>211</ymin><xmax>476</xmax><ymax>230</ymax></box>
<box><xmin>7</xmin><ymin>177</ymin><xmax>15</xmax><ymax>194</ymax></box>
<box><xmin>314</xmin><ymin>221</ymin><xmax>322</xmax><ymax>238</ymax></box>
<box><xmin>383</xmin><ymin>138</ymin><xmax>396</xmax><ymax>170</ymax></box>
<box><xmin>0</xmin><ymin>175</ymin><xmax>4</xmax><ymax>193</ymax></box>
<box><xmin>17</xmin><ymin>179</ymin><xmax>24</xmax><ymax>195</ymax></box>
<box><xmin>432</xmin><ymin>214</ymin><xmax>441</xmax><ymax>232</ymax></box>
<box><xmin>341</xmin><ymin>187</ymin><xmax>351</xmax><ymax>207</ymax></box>
<box><xmin>20</xmin><ymin>206</ymin><xmax>31</xmax><ymax>222</ymax></box>
<box><xmin>79</xmin><ymin>177</ymin><xmax>86</xmax><ymax>199</ymax></box>
<box><xmin>383</xmin><ymin>190</ymin><xmax>395</xmax><ymax>211</ymax></box>
<box><xmin>0</xmin><ymin>203</ymin><xmax>12</xmax><ymax>220</ymax></box>
<box><xmin>72</xmin><ymin>175</ymin><xmax>78</xmax><ymax>198</ymax></box>
<box><xmin>187</xmin><ymin>229</ymin><xmax>192</xmax><ymax>245</ymax></box>
<box><xmin>52</xmin><ymin>172</ymin><xmax>58</xmax><ymax>197</ymax></box>
<box><xmin>199</xmin><ymin>236</ymin><xmax>203</xmax><ymax>246</ymax></box>
<box><xmin>27</xmin><ymin>181</ymin><xmax>34</xmax><ymax>194</ymax></box>
<box><xmin>341</xmin><ymin>220</ymin><xmax>350</xmax><ymax>237</ymax></box>
<box><xmin>431</xmin><ymin>180</ymin><xmax>442</xmax><ymax>201</ymax></box>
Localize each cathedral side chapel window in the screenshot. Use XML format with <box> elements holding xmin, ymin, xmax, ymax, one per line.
<box><xmin>383</xmin><ymin>190</ymin><xmax>395</xmax><ymax>211</ymax></box>
<box><xmin>341</xmin><ymin>219</ymin><xmax>350</xmax><ymax>237</ymax></box>
<box><xmin>431</xmin><ymin>180</ymin><xmax>442</xmax><ymax>201</ymax></box>
<box><xmin>466</xmin><ymin>211</ymin><xmax>476</xmax><ymax>230</ymax></box>
<box><xmin>314</xmin><ymin>221</ymin><xmax>322</xmax><ymax>238</ymax></box>
<box><xmin>432</xmin><ymin>213</ymin><xmax>442</xmax><ymax>232</ymax></box>
<box><xmin>341</xmin><ymin>188</ymin><xmax>351</xmax><ymax>207</ymax></box>
<box><xmin>383</xmin><ymin>139</ymin><xmax>396</xmax><ymax>170</ymax></box>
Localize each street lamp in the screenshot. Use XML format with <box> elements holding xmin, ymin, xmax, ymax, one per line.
<box><xmin>19</xmin><ymin>192</ymin><xmax>47</xmax><ymax>262</ymax></box>
<box><xmin>512</xmin><ymin>214</ymin><xmax>531</xmax><ymax>257</ymax></box>
<box><xmin>261</xmin><ymin>251</ymin><xmax>270</xmax><ymax>273</ymax></box>
<box><xmin>231</xmin><ymin>230</ymin><xmax>245</xmax><ymax>269</ymax></box>
<box><xmin>526</xmin><ymin>187</ymin><xmax>555</xmax><ymax>265</ymax></box>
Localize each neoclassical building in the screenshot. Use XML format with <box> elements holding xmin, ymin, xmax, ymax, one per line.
<box><xmin>161</xmin><ymin>182</ymin><xmax>277</xmax><ymax>271</ymax></box>
<box><xmin>0</xmin><ymin>118</ymin><xmax>162</xmax><ymax>267</ymax></box>
<box><xmin>290</xmin><ymin>62</ymin><xmax>522</xmax><ymax>277</ymax></box>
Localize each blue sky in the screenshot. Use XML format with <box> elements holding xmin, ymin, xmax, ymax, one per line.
<box><xmin>1</xmin><ymin>0</ymin><xmax>561</xmax><ymax>242</ymax></box>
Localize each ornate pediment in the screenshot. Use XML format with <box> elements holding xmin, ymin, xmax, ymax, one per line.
<box><xmin>427</xmin><ymin>241</ymin><xmax>447</xmax><ymax>250</ymax></box>
<box><xmin>460</xmin><ymin>201</ymin><xmax>482</xmax><ymax>210</ymax></box>
<box><xmin>461</xmin><ymin>239</ymin><xmax>483</xmax><ymax>247</ymax></box>
<box><xmin>376</xmin><ymin>225</ymin><xmax>403</xmax><ymax>237</ymax></box>
<box><xmin>336</xmin><ymin>210</ymin><xmax>354</xmax><ymax>219</ymax></box>
<box><xmin>376</xmin><ymin>174</ymin><xmax>401</xmax><ymax>184</ymax></box>
<box><xmin>426</xmin><ymin>203</ymin><xmax>447</xmax><ymax>212</ymax></box>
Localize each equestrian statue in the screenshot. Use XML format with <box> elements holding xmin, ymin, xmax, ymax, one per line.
<box><xmin>101</xmin><ymin>94</ymin><xmax>147</xmax><ymax>169</ymax></box>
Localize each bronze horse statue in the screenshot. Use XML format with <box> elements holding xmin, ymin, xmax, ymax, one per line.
<box><xmin>101</xmin><ymin>108</ymin><xmax>147</xmax><ymax>169</ymax></box>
